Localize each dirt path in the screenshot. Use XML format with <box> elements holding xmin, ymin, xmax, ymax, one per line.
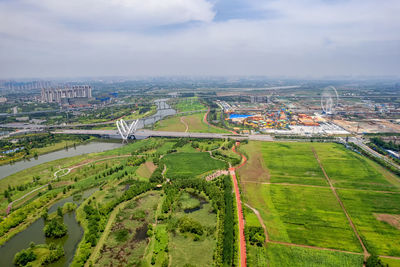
<box><xmin>6</xmin><ymin>154</ymin><xmax>131</xmax><ymax>215</ymax></box>
<box><xmin>312</xmin><ymin>147</ymin><xmax>369</xmax><ymax>260</ymax></box>
<box><xmin>231</xmin><ymin>142</ymin><xmax>248</xmax><ymax>267</ymax></box>
<box><xmin>203</xmin><ymin>107</ymin><xmax>236</xmax><ymax>134</ymax></box>
<box><xmin>245</xmin><ymin>203</ymin><xmax>269</xmax><ymax>242</ymax></box>
<box><xmin>180</xmin><ymin>116</ymin><xmax>189</xmax><ymax>133</ymax></box>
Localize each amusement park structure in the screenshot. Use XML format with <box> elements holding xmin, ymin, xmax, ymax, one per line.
<box><xmin>116</xmin><ymin>119</ymin><xmax>139</xmax><ymax>141</ymax></box>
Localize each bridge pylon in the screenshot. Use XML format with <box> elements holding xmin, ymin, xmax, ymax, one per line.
<box><xmin>116</xmin><ymin>119</ymin><xmax>139</xmax><ymax>141</ymax></box>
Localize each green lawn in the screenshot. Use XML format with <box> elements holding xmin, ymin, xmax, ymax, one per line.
<box><xmin>338</xmin><ymin>189</ymin><xmax>400</xmax><ymax>256</ymax></box>
<box><xmin>162</xmin><ymin>152</ymin><xmax>228</xmax><ymax>178</ymax></box>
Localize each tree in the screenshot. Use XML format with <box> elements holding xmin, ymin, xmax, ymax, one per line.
<box><xmin>44</xmin><ymin>219</ymin><xmax>67</xmax><ymax>238</ymax></box>
<box><xmin>13</xmin><ymin>249</ymin><xmax>36</xmax><ymax>266</ymax></box>
<box><xmin>57</xmin><ymin>207</ymin><xmax>63</xmax><ymax>217</ymax></box>
<box><xmin>63</xmin><ymin>187</ymin><xmax>67</xmax><ymax>194</ymax></box>
<box><xmin>366</xmin><ymin>254</ymin><xmax>388</xmax><ymax>267</ymax></box>
<box><xmin>48</xmin><ymin>184</ymin><xmax>52</xmax><ymax>190</ymax></box>
<box><xmin>42</xmin><ymin>211</ymin><xmax>49</xmax><ymax>221</ymax></box>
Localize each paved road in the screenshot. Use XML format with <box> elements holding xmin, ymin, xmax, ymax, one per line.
<box><xmin>231</xmin><ymin>142</ymin><xmax>248</xmax><ymax>267</ymax></box>
<box><xmin>53</xmin><ymin>128</ymin><xmax>274</xmax><ymax>142</ymax></box>
<box><xmin>350</xmin><ymin>137</ymin><xmax>400</xmax><ymax>170</ymax></box>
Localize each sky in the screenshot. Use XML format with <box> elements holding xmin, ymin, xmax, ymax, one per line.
<box><xmin>0</xmin><ymin>0</ymin><xmax>399</xmax><ymax>79</ymax></box>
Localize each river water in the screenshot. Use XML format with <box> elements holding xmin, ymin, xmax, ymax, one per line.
<box><xmin>0</xmin><ymin>142</ymin><xmax>123</xmax><ymax>180</ymax></box>
<box><xmin>135</xmin><ymin>99</ymin><xmax>176</xmax><ymax>129</ymax></box>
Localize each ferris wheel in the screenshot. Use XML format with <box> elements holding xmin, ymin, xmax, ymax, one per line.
<box><xmin>321</xmin><ymin>86</ymin><xmax>338</xmax><ymax>115</ymax></box>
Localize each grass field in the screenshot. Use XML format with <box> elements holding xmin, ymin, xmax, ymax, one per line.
<box><xmin>136</xmin><ymin>161</ymin><xmax>157</xmax><ymax>179</ymax></box>
<box><xmin>174</xmin><ymin>97</ymin><xmax>206</xmax><ymax>112</ymax></box>
<box><xmin>169</xmin><ymin>191</ymin><xmax>217</xmax><ymax>267</ymax></box>
<box><xmin>239</xmin><ymin>141</ymin><xmax>400</xmax><ymax>266</ymax></box>
<box><xmin>162</xmin><ymin>152</ymin><xmax>228</xmax><ymax>178</ymax></box>
<box><xmin>155</xmin><ymin>113</ymin><xmax>230</xmax><ymax>133</ymax></box>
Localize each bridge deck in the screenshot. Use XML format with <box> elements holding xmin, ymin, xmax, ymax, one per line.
<box><xmin>53</xmin><ymin>129</ymin><xmax>274</xmax><ymax>141</ymax></box>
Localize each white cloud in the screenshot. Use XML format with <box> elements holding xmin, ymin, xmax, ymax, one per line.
<box><xmin>0</xmin><ymin>0</ymin><xmax>399</xmax><ymax>78</ymax></box>
<box><xmin>23</xmin><ymin>0</ymin><xmax>215</xmax><ymax>27</ymax></box>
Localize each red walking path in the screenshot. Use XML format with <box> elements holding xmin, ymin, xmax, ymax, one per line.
<box><xmin>231</xmin><ymin>142</ymin><xmax>248</xmax><ymax>267</ymax></box>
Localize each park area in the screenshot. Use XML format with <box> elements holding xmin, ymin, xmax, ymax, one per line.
<box><xmin>238</xmin><ymin>141</ymin><xmax>400</xmax><ymax>266</ymax></box>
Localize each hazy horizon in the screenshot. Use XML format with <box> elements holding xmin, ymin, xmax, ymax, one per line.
<box><xmin>1</xmin><ymin>0</ymin><xmax>399</xmax><ymax>79</ymax></box>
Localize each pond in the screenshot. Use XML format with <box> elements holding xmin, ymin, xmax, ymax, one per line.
<box><xmin>0</xmin><ymin>187</ymin><xmax>98</xmax><ymax>267</ymax></box>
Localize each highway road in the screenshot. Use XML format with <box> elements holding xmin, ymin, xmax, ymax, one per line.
<box><xmin>350</xmin><ymin>137</ymin><xmax>400</xmax><ymax>170</ymax></box>
<box><xmin>53</xmin><ymin>128</ymin><xmax>274</xmax><ymax>142</ymax></box>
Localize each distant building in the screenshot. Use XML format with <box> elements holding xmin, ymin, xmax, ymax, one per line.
<box><xmin>41</xmin><ymin>85</ymin><xmax>92</xmax><ymax>105</ymax></box>
<box><xmin>250</xmin><ymin>95</ymin><xmax>267</xmax><ymax>103</ymax></box>
<box><xmin>0</xmin><ymin>97</ymin><xmax>7</xmax><ymax>103</ymax></box>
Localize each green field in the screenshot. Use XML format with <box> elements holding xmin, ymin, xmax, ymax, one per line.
<box><xmin>313</xmin><ymin>143</ymin><xmax>399</xmax><ymax>191</ymax></box>
<box><xmin>174</xmin><ymin>97</ymin><xmax>206</xmax><ymax>112</ymax></box>
<box><xmin>155</xmin><ymin>112</ymin><xmax>230</xmax><ymax>133</ymax></box>
<box><xmin>337</xmin><ymin>189</ymin><xmax>400</xmax><ymax>256</ymax></box>
<box><xmin>248</xmin><ymin>243</ymin><xmax>364</xmax><ymax>267</ymax></box>
<box><xmin>239</xmin><ymin>141</ymin><xmax>400</xmax><ymax>266</ymax></box>
<box><xmin>162</xmin><ymin>152</ymin><xmax>228</xmax><ymax>178</ymax></box>
<box><xmin>259</xmin><ymin>142</ymin><xmax>328</xmax><ymax>186</ymax></box>
<box><xmin>245</xmin><ymin>183</ymin><xmax>362</xmax><ymax>252</ymax></box>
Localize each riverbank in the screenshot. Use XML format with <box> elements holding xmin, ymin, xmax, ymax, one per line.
<box><xmin>0</xmin><ymin>136</ymin><xmax>98</xmax><ymax>166</ymax></box>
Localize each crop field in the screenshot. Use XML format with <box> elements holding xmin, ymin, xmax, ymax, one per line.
<box><xmin>162</xmin><ymin>152</ymin><xmax>227</xmax><ymax>178</ymax></box>
<box><xmin>337</xmin><ymin>189</ymin><xmax>400</xmax><ymax>256</ymax></box>
<box><xmin>245</xmin><ymin>183</ymin><xmax>361</xmax><ymax>252</ymax></box>
<box><xmin>257</xmin><ymin>243</ymin><xmax>364</xmax><ymax>267</ymax></box>
<box><xmin>313</xmin><ymin>143</ymin><xmax>399</xmax><ymax>191</ymax></box>
<box><xmin>239</xmin><ymin>141</ymin><xmax>400</xmax><ymax>266</ymax></box>
<box><xmin>259</xmin><ymin>142</ymin><xmax>327</xmax><ymax>186</ymax></box>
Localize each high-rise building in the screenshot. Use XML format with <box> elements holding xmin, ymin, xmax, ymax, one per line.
<box><xmin>41</xmin><ymin>85</ymin><xmax>92</xmax><ymax>104</ymax></box>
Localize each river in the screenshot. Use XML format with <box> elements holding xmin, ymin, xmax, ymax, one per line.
<box><xmin>0</xmin><ymin>142</ymin><xmax>123</xmax><ymax>180</ymax></box>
